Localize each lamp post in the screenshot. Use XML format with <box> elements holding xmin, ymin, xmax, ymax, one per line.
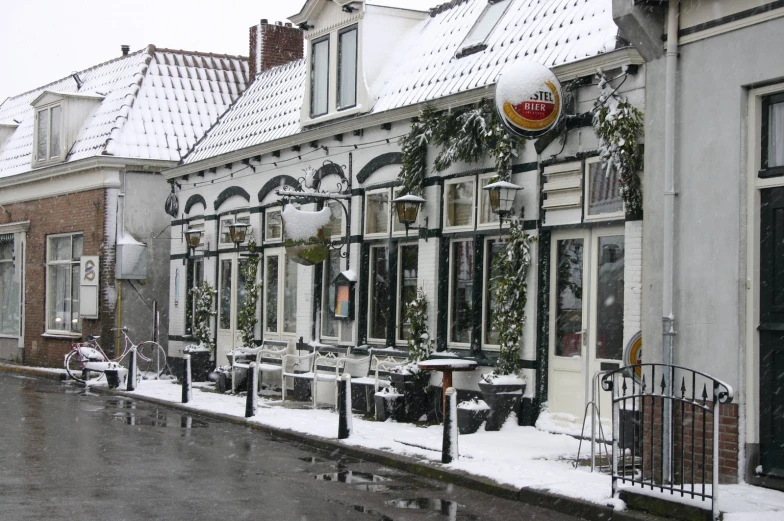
<box><xmin>392</xmin><ymin>194</ymin><xmax>428</xmax><ymax>241</ymax></box>
<box><xmin>482</xmin><ymin>180</ymin><xmax>522</xmax><ymax>232</ymax></box>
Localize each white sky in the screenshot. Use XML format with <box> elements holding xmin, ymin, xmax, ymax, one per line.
<box><xmin>0</xmin><ymin>0</ymin><xmax>432</xmax><ymax>104</ymax></box>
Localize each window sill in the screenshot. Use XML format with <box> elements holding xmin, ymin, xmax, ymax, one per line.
<box><xmin>42</xmin><ymin>331</ymin><xmax>82</xmax><ymax>340</ymax></box>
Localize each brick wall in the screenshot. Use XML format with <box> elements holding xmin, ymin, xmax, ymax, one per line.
<box><xmin>248</xmin><ymin>20</ymin><xmax>304</xmax><ymax>78</ymax></box>
<box><xmin>0</xmin><ymin>188</ymin><xmax>115</xmax><ymax>368</ymax></box>
<box><xmin>641</xmin><ymin>396</ymin><xmax>738</xmax><ymax>485</ymax></box>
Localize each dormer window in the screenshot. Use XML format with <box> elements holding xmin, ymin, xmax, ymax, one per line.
<box><xmin>456</xmin><ymin>0</ymin><xmax>510</xmax><ymax>58</ymax></box>
<box><xmin>35</xmin><ymin>104</ymin><xmax>62</xmax><ymax>163</ymax></box>
<box><xmin>337</xmin><ymin>25</ymin><xmax>358</xmax><ymax>109</ymax></box>
<box><xmin>310</xmin><ymin>36</ymin><xmax>330</xmax><ymax>118</ymax></box>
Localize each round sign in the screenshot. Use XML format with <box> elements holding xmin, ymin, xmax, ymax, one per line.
<box><xmin>494</xmin><ymin>61</ymin><xmax>562</xmax><ymax>138</ymax></box>
<box><xmin>622</xmin><ymin>332</ymin><xmax>642</xmax><ymax>381</ymax></box>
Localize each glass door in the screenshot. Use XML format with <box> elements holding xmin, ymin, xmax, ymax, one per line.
<box><xmin>216</xmin><ymin>253</ymin><xmax>241</xmax><ymax>366</ymax></box>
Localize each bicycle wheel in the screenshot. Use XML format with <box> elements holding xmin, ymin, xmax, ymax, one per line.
<box><xmin>64</xmin><ymin>350</ymin><xmax>104</xmax><ymax>384</ymax></box>
<box><xmin>134</xmin><ymin>341</ymin><xmax>169</xmax><ymax>380</ymax></box>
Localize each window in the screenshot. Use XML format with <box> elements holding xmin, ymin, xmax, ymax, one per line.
<box><xmin>186</xmin><ymin>257</ymin><xmax>203</xmax><ymax>336</ymax></box>
<box><xmin>396</xmin><ymin>243</ymin><xmax>418</xmax><ymax>342</ymax></box>
<box><xmin>584</xmin><ymin>157</ymin><xmax>623</xmax><ymax>219</ymax></box>
<box><xmin>220</xmin><ymin>215</ymin><xmax>251</xmax><ymax>244</ymax></box>
<box><xmin>444</xmin><ymin>179</ymin><xmax>475</xmax><ymax>230</ymax></box>
<box><xmin>264</xmin><ymin>251</ymin><xmax>297</xmax><ymax>336</ymax></box>
<box><xmin>311</xmin><ymin>36</ymin><xmax>330</xmax><ymax>118</ymax></box>
<box><xmin>265</xmin><ymin>208</ymin><xmax>282</xmax><ymax>242</ymax></box>
<box><xmin>0</xmin><ymin>236</ymin><xmax>21</xmax><ymax>336</ymax></box>
<box><xmin>337</xmin><ymin>26</ymin><xmax>358</xmax><ymax>110</ymax></box>
<box><xmin>448</xmin><ymin>239</ymin><xmax>474</xmax><ymax>345</ymax></box>
<box><xmin>478</xmin><ymin>175</ymin><xmax>501</xmax><ymax>226</ymax></box>
<box><xmin>46</xmin><ymin>233</ymin><xmax>83</xmax><ymax>334</ymax></box>
<box><xmin>365</xmin><ymin>189</ymin><xmax>390</xmax><ymax>236</ymax></box>
<box><xmin>368</xmin><ymin>246</ymin><xmax>390</xmax><ymax>341</ymax></box>
<box><xmin>322</xmin><ymin>249</ymin><xmax>341</xmax><ymax>339</ymax></box>
<box><xmin>325</xmin><ymin>200</ymin><xmax>344</xmax><ymax>239</ymax></box>
<box><xmin>219</xmin><ymin>259</ymin><xmax>232</xmax><ymax>330</ymax></box>
<box><xmin>761</xmin><ymin>93</ymin><xmax>784</xmax><ymax>177</ymax></box>
<box><xmin>456</xmin><ymin>0</ymin><xmax>510</xmax><ymax>58</ymax></box>
<box><xmin>483</xmin><ymin>238</ymin><xmax>502</xmax><ymax>346</ymax></box>
<box><xmin>35</xmin><ymin>104</ymin><xmax>62</xmax><ymax>163</ymax></box>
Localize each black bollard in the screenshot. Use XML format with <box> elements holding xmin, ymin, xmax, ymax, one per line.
<box><xmin>338</xmin><ymin>373</ymin><xmax>352</xmax><ymax>439</ymax></box>
<box><xmin>442</xmin><ymin>387</ymin><xmax>458</xmax><ymax>463</ymax></box>
<box><xmin>127</xmin><ymin>346</ymin><xmax>137</xmax><ymax>391</ymax></box>
<box><xmin>245</xmin><ymin>362</ymin><xmax>258</xmax><ymax>418</ymax></box>
<box><xmin>182</xmin><ymin>354</ymin><xmax>192</xmax><ymax>403</ymax></box>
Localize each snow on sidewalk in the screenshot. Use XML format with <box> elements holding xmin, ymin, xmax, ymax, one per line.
<box><xmin>104</xmin><ymin>379</ymin><xmax>784</xmax><ymax>519</ymax></box>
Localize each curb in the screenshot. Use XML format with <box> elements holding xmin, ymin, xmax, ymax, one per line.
<box><xmin>0</xmin><ymin>362</ymin><xmax>66</xmax><ymax>381</ymax></box>
<box><xmin>2</xmin><ymin>365</ymin><xmax>667</xmax><ymax>521</ymax></box>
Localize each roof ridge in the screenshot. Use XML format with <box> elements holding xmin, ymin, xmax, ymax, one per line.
<box><xmin>100</xmin><ymin>45</ymin><xmax>156</xmax><ymax>157</ymax></box>
<box><xmin>429</xmin><ymin>0</ymin><xmax>471</xmax><ymax>17</ymax></box>
<box><xmin>1</xmin><ymin>47</ymin><xmax>148</xmax><ymax>104</ymax></box>
<box><xmin>153</xmin><ymin>47</ymin><xmax>249</xmax><ymax>62</ymax></box>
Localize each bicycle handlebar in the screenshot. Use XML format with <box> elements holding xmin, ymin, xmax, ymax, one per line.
<box><xmin>110</xmin><ymin>327</ymin><xmax>129</xmax><ymax>332</ymax></box>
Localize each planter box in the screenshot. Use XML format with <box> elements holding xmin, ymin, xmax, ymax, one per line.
<box><xmin>479</xmin><ymin>381</ymin><xmax>525</xmax><ymax>431</ymax></box>
<box><xmin>457</xmin><ymin>406</ymin><xmax>489</xmax><ymax>434</ymax></box>
<box><xmin>374</xmin><ymin>392</ymin><xmax>404</xmax><ymax>421</ymax></box>
<box><xmin>389</xmin><ymin>372</ymin><xmax>430</xmax><ymax>422</ymax></box>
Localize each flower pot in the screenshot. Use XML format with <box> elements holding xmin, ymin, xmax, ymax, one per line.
<box><xmin>390</xmin><ymin>372</ymin><xmax>430</xmax><ymax>422</ymax></box>
<box><xmin>374</xmin><ymin>391</ymin><xmax>404</xmax><ymax>421</ymax></box>
<box><xmin>457</xmin><ymin>402</ymin><xmax>489</xmax><ymax>434</ymax></box>
<box><xmin>282</xmin><ymin>205</ymin><xmax>334</xmax><ymax>266</ymax></box>
<box><xmin>478</xmin><ymin>380</ymin><xmax>525</xmax><ymax>431</ymax></box>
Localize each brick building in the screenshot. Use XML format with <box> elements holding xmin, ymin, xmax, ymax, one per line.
<box><xmin>0</xmin><ymin>45</ymin><xmax>248</xmax><ymax>367</ymax></box>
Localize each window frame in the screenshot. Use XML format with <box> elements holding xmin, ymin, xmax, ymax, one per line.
<box><xmin>477</xmin><ymin>173</ymin><xmax>503</xmax><ymax>229</ymax></box>
<box><xmin>481</xmin><ymin>236</ymin><xmax>503</xmax><ymax>351</ymax></box>
<box><xmin>337</xmin><ymin>24</ymin><xmax>358</xmax><ymax>111</ymax></box>
<box><xmin>583</xmin><ymin>156</ymin><xmax>625</xmax><ymax>222</ymax></box>
<box><xmin>262</xmin><ymin>248</ymin><xmax>298</xmax><ymax>338</ymax></box>
<box><xmin>219</xmin><ymin>214</ymin><xmax>251</xmax><ymax>245</ymax></box>
<box><xmin>364</xmin><ymin>187</ymin><xmax>392</xmax><ymax>238</ymax></box>
<box><xmin>760</xmin><ymin>92</ymin><xmax>784</xmax><ymax>178</ymax></box>
<box><xmin>367</xmin><ymin>244</ymin><xmax>390</xmax><ymax>343</ymax></box>
<box><xmin>34</xmin><ymin>102</ymin><xmax>63</xmax><ymax>165</ymax></box>
<box><xmin>455</xmin><ymin>0</ymin><xmax>510</xmax><ymax>59</ymax></box>
<box><xmin>45</xmin><ymin>232</ymin><xmax>83</xmax><ymax>336</ymax></box>
<box><xmin>443</xmin><ymin>178</ymin><xmax>477</xmax><ymax>232</ymax></box>
<box><xmin>310</xmin><ymin>35</ymin><xmax>331</xmax><ymax>119</ymax></box>
<box><xmin>0</xmin><ymin>235</ymin><xmax>21</xmax><ymax>338</ymax></box>
<box><xmin>264</xmin><ymin>207</ymin><xmax>283</xmax><ymax>243</ymax></box>
<box><xmin>446</xmin><ymin>238</ymin><xmax>475</xmax><ymax>349</ymax></box>
<box><xmin>395</xmin><ymin>241</ymin><xmax>419</xmax><ymax>345</ymax></box>
<box><xmin>320</xmin><ymin>248</ymin><xmax>343</xmax><ymax>342</ymax></box>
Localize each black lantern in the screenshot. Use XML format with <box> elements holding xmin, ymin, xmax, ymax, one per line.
<box><xmin>228</xmin><ymin>221</ymin><xmax>249</xmax><ymax>246</ymax></box>
<box><xmin>332</xmin><ymin>270</ymin><xmax>356</xmax><ymax>320</ymax></box>
<box><xmin>483</xmin><ymin>181</ymin><xmax>522</xmax><ymax>228</ymax></box>
<box><xmin>184</xmin><ymin>228</ymin><xmax>203</xmax><ymax>249</ymax></box>
<box><xmin>392</xmin><ymin>194</ymin><xmax>428</xmax><ymax>240</ymax></box>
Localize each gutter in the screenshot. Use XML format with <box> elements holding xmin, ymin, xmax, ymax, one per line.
<box><xmin>164</xmin><ymin>48</ymin><xmax>644</xmax><ymax>180</ymax></box>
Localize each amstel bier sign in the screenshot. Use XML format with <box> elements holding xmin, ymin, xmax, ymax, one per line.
<box><xmin>495</xmin><ymin>61</ymin><xmax>562</xmax><ymax>138</ymax></box>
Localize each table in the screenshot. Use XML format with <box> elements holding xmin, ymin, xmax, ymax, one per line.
<box><xmin>417</xmin><ymin>359</ymin><xmax>478</xmax><ymax>416</ymax></box>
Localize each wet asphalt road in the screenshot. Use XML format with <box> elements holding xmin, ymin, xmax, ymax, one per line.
<box><xmin>0</xmin><ymin>374</ymin><xmax>581</xmax><ymax>521</ymax></box>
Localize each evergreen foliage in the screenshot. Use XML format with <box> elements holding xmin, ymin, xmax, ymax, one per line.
<box><xmin>403</xmin><ymin>288</ymin><xmax>434</xmax><ymax>364</ymax></box>
<box><xmin>593</xmin><ymin>69</ymin><xmax>644</xmax><ymax>219</ymax></box>
<box><xmin>490</xmin><ymin>218</ymin><xmax>535</xmax><ymax>376</ymax></box>
<box><xmin>189</xmin><ymin>281</ymin><xmax>216</xmax><ymax>352</ymax></box>
<box><xmin>237</xmin><ymin>238</ymin><xmax>262</xmax><ymax>348</ymax></box>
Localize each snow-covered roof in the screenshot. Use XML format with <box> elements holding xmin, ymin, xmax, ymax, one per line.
<box><xmin>0</xmin><ymin>46</ymin><xmax>248</xmax><ymax>179</ymax></box>
<box><xmin>181</xmin><ymin>0</ymin><xmax>618</xmax><ymax>166</ymax></box>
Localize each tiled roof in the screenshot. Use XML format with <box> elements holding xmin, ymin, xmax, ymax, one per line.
<box><xmin>182</xmin><ymin>0</ymin><xmax>617</xmax><ymax>165</ymax></box>
<box><xmin>0</xmin><ymin>46</ymin><xmax>248</xmax><ymax>179</ymax></box>
<box><xmin>184</xmin><ymin>59</ymin><xmax>304</xmax><ymax>163</ymax></box>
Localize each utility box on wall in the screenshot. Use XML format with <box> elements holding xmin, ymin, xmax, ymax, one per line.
<box><xmin>116</xmin><ymin>241</ymin><xmax>148</xmax><ymax>280</ymax></box>
<box><xmin>79</xmin><ymin>256</ymin><xmax>99</xmax><ymax>319</ymax></box>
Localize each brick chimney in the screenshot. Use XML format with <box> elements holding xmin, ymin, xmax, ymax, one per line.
<box><xmin>249</xmin><ymin>20</ymin><xmax>304</xmax><ymax>79</ymax></box>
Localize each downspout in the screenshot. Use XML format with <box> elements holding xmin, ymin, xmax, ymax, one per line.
<box><xmin>662</xmin><ymin>0</ymin><xmax>680</xmax><ymax>484</ymax></box>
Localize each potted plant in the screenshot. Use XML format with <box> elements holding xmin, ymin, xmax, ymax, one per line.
<box><xmin>457</xmin><ymin>398</ymin><xmax>490</xmax><ymax>434</ymax></box>
<box><xmin>373</xmin><ymin>386</ymin><xmax>404</xmax><ymax>421</ymax></box>
<box><xmin>185</xmin><ymin>281</ymin><xmax>216</xmax><ymax>382</ymax></box>
<box><xmin>281</xmin><ymin>204</ymin><xmax>334</xmax><ymax>266</ymax></box>
<box><xmin>388</xmin><ymin>288</ymin><xmax>434</xmax><ymax>422</ymax></box>
<box><xmin>479</xmin><ymin>218</ymin><xmax>534</xmax><ymax>430</ymax></box>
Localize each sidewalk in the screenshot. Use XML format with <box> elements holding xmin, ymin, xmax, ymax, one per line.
<box><xmin>3</xmin><ymin>363</ymin><xmax>783</xmax><ymax>521</ymax></box>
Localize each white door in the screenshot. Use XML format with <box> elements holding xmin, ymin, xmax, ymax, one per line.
<box><xmin>216</xmin><ymin>253</ymin><xmax>245</xmax><ymax>365</ymax></box>
<box><xmin>548</xmin><ymin>227</ymin><xmax>625</xmax><ymax>422</ymax></box>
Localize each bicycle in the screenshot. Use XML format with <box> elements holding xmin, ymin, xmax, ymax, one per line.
<box><xmin>64</xmin><ymin>327</ymin><xmax>169</xmax><ymax>384</ymax></box>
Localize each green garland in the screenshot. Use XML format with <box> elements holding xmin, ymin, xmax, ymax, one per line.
<box><xmin>593</xmin><ymin>69</ymin><xmax>644</xmax><ymax>219</ymax></box>
<box><xmin>189</xmin><ymin>281</ymin><xmax>216</xmax><ymax>352</ymax></box>
<box><xmin>398</xmin><ymin>100</ymin><xmax>523</xmax><ymax>194</ymax></box>
<box><xmin>237</xmin><ymin>238</ymin><xmax>262</xmax><ymax>348</ymax></box>
<box><xmin>490</xmin><ymin>218</ymin><xmax>535</xmax><ymax>376</ymax></box>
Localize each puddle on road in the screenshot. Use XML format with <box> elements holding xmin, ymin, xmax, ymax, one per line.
<box><xmin>350</xmin><ymin>505</ymin><xmax>394</xmax><ymax>521</ymax></box>
<box><xmin>298</xmin><ymin>456</ymin><xmax>333</xmax><ymax>464</ymax></box>
<box><xmin>385</xmin><ymin>498</ymin><xmax>476</xmax><ymax>519</ymax></box>
<box><xmin>315</xmin><ymin>471</ymin><xmax>390</xmax><ymax>484</ymax></box>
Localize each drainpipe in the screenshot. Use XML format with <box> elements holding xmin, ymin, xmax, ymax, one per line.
<box><xmin>662</xmin><ymin>0</ymin><xmax>680</xmax><ymax>485</ymax></box>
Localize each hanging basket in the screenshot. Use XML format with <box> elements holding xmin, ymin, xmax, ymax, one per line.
<box><xmin>281</xmin><ymin>204</ymin><xmax>334</xmax><ymax>266</ymax></box>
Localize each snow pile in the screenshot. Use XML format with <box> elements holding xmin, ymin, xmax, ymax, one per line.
<box><xmin>281</xmin><ymin>204</ymin><xmax>332</xmax><ymax>241</ymax></box>
<box><xmin>457</xmin><ymin>398</ymin><xmax>489</xmax><ymax>411</ymax></box>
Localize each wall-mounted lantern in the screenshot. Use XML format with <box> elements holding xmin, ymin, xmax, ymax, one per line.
<box><xmin>332</xmin><ymin>270</ymin><xmax>356</xmax><ymax>320</ymax></box>
<box><xmin>392</xmin><ymin>194</ymin><xmax>428</xmax><ymax>241</ymax></box>
<box><xmin>483</xmin><ymin>180</ymin><xmax>522</xmax><ymax>230</ymax></box>
<box><xmin>228</xmin><ymin>221</ymin><xmax>249</xmax><ymax>246</ymax></box>
<box><xmin>183</xmin><ymin>227</ymin><xmax>204</xmax><ymax>265</ymax></box>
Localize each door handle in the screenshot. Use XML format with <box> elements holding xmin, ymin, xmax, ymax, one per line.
<box><xmin>581</xmin><ymin>329</ymin><xmax>587</xmax><ymax>347</ymax></box>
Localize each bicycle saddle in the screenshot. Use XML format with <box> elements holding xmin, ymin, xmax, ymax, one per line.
<box><xmin>86</xmin><ymin>335</ymin><xmax>100</xmax><ymax>341</ymax></box>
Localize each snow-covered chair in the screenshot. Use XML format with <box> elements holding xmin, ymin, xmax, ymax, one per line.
<box><xmin>229</xmin><ymin>339</ymin><xmax>289</xmax><ymax>394</ymax></box>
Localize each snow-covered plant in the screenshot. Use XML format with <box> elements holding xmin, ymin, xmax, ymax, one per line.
<box><xmin>398</xmin><ymin>106</ymin><xmax>437</xmax><ymax>196</ymax></box>
<box><xmin>593</xmin><ymin>68</ymin><xmax>644</xmax><ymax>219</ymax></box>
<box><xmin>403</xmin><ymin>288</ymin><xmax>434</xmax><ymax>364</ymax></box>
<box><xmin>487</xmin><ymin>218</ymin><xmax>535</xmax><ymax>377</ymax></box>
<box><xmin>237</xmin><ymin>238</ymin><xmax>262</xmax><ymax>348</ymax></box>
<box><xmin>189</xmin><ymin>281</ymin><xmax>216</xmax><ymax>352</ymax></box>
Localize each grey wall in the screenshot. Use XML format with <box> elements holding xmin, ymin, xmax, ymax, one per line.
<box><xmin>643</xmin><ymin>16</ymin><xmax>784</xmax><ymax>389</ymax></box>
<box><xmin>122</xmin><ymin>172</ymin><xmax>171</xmax><ymax>350</ymax></box>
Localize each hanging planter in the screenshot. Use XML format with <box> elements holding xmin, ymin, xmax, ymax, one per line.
<box><xmin>281</xmin><ymin>204</ymin><xmax>334</xmax><ymax>266</ymax></box>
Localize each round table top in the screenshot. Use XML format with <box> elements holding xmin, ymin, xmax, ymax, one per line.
<box><xmin>417</xmin><ymin>359</ymin><xmax>478</xmax><ymax>371</ymax></box>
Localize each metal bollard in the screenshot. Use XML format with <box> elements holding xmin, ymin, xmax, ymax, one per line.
<box><xmin>245</xmin><ymin>362</ymin><xmax>258</xmax><ymax>418</ymax></box>
<box><xmin>182</xmin><ymin>354</ymin><xmax>192</xmax><ymax>403</ymax></box>
<box><xmin>442</xmin><ymin>387</ymin><xmax>458</xmax><ymax>464</ymax></box>
<box><xmin>338</xmin><ymin>373</ymin><xmax>352</xmax><ymax>439</ymax></box>
<box><xmin>127</xmin><ymin>346</ymin><xmax>138</xmax><ymax>391</ymax></box>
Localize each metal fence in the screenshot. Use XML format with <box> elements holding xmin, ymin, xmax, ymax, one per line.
<box><xmin>601</xmin><ymin>364</ymin><xmax>733</xmax><ymax>520</ymax></box>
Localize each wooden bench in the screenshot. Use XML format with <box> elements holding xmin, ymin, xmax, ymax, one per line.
<box><xmin>228</xmin><ymin>339</ymin><xmax>289</xmax><ymax>394</ymax></box>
